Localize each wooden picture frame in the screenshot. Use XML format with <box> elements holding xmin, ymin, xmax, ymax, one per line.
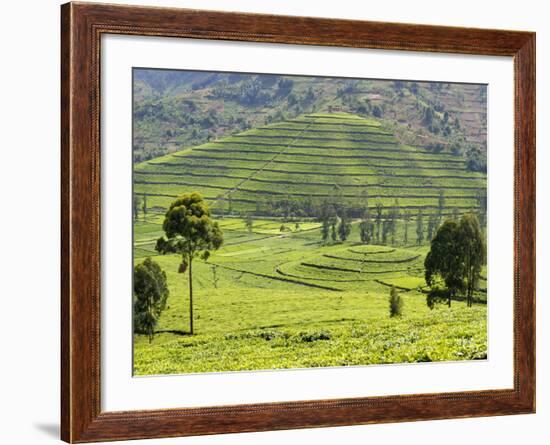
<box><xmin>61</xmin><ymin>2</ymin><xmax>535</xmax><ymax>442</ymax></box>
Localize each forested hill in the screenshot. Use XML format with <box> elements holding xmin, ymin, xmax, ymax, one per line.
<box><xmin>133</xmin><ymin>70</ymin><xmax>487</xmax><ymax>171</ymax></box>
<box><xmin>134</xmin><ymin>112</ymin><xmax>487</xmax><ymax>219</ymax></box>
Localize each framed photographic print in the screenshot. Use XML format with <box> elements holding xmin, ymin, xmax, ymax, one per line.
<box><xmin>61</xmin><ymin>2</ymin><xmax>535</xmax><ymax>442</ymax></box>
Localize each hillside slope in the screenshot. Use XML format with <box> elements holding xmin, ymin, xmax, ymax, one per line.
<box><xmin>133</xmin><ymin>70</ymin><xmax>486</xmax><ymax>166</ymax></box>
<box><xmin>134</xmin><ymin>112</ymin><xmax>486</xmax><ymax>216</ymax></box>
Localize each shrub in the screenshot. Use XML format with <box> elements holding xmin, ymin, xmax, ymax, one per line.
<box><xmin>258</xmin><ymin>330</ymin><xmax>286</xmax><ymax>341</ymax></box>
<box><xmin>133</xmin><ymin>258</ymin><xmax>169</xmax><ymax>343</ymax></box>
<box><xmin>299</xmin><ymin>330</ymin><xmax>331</xmax><ymax>342</ymax></box>
<box><xmin>389</xmin><ymin>286</ymin><xmax>404</xmax><ymax>317</ymax></box>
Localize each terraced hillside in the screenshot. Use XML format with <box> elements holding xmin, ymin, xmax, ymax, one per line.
<box><xmin>133</xmin><ymin>111</ymin><xmax>488</xmax><ymax>375</ymax></box>
<box><xmin>134</xmin><ymin>112</ymin><xmax>486</xmax><ymax>216</ymax></box>
<box><xmin>134</xmin><ymin>70</ymin><xmax>486</xmax><ymax>165</ymax></box>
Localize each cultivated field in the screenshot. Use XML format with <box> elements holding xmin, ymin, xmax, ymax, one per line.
<box><xmin>133</xmin><ymin>113</ymin><xmax>487</xmax><ymax>375</ymax></box>
<box><xmin>134</xmin><ymin>113</ymin><xmax>486</xmax><ymax>215</ymax></box>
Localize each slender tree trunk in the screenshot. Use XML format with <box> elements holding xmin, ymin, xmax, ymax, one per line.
<box><xmin>188</xmin><ymin>258</ymin><xmax>193</xmax><ymax>335</ymax></box>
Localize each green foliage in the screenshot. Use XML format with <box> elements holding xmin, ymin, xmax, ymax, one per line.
<box><xmin>131</xmin><ymin>106</ymin><xmax>488</xmax><ymax>374</ymax></box>
<box><xmin>133</xmin><ymin>257</ymin><xmax>169</xmax><ymax>343</ymax></box>
<box><xmin>338</xmin><ymin>211</ymin><xmax>352</xmax><ymax>242</ymax></box>
<box><xmin>425</xmin><ymin>214</ymin><xmax>486</xmax><ymax>307</ymax></box>
<box><xmin>426</xmin><ymin>286</ymin><xmax>450</xmax><ymax>310</ymax></box>
<box><xmin>425</xmin><ymin>219</ymin><xmax>463</xmax><ymax>306</ymax></box>
<box><xmin>135</xmin><ymin>112</ymin><xmax>487</xmax><ymax>217</ymax></box>
<box><xmin>299</xmin><ymin>330</ymin><xmax>331</xmax><ymax>342</ymax></box>
<box><xmin>156</xmin><ymin>193</ymin><xmax>223</xmax><ymax>334</ymax></box>
<box><xmin>466</xmin><ymin>144</ymin><xmax>487</xmax><ymax>173</ymax></box>
<box><xmin>331</xmin><ymin>220</ymin><xmax>337</xmax><ymax>242</ymax></box>
<box><xmin>423</xmin><ymin>106</ymin><xmax>434</xmax><ymax>126</ymax></box>
<box><xmin>458</xmin><ymin>214</ymin><xmax>486</xmax><ymax>306</ymax></box>
<box><xmin>133</xmin><ymin>215</ymin><xmax>487</xmax><ymax>374</ymax></box>
<box><xmin>157</xmin><ymin>193</ymin><xmax>223</xmax><ymax>260</ymax></box>
<box><xmin>359</xmin><ymin>214</ymin><xmax>374</xmax><ymax>244</ymax></box>
<box><xmin>389</xmin><ymin>286</ymin><xmax>404</xmax><ymax>317</ymax></box>
<box><xmin>134</xmin><ymin>70</ymin><xmax>487</xmax><ymax>179</ymax></box>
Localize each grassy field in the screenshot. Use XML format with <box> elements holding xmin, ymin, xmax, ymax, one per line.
<box><xmin>133</xmin><ymin>112</ymin><xmax>487</xmax><ymax>375</ymax></box>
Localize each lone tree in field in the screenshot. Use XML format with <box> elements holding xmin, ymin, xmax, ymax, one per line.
<box><xmin>389</xmin><ymin>286</ymin><xmax>404</xmax><ymax>317</ymax></box>
<box><xmin>424</xmin><ymin>214</ymin><xmax>486</xmax><ymax>307</ymax></box>
<box><xmin>155</xmin><ymin>193</ymin><xmax>223</xmax><ymax>335</ymax></box>
<box><xmin>133</xmin><ymin>257</ymin><xmax>169</xmax><ymax>343</ymax></box>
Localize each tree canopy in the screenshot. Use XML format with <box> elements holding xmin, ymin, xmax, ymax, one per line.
<box><xmin>133</xmin><ymin>257</ymin><xmax>169</xmax><ymax>343</ymax></box>
<box><xmin>424</xmin><ymin>214</ymin><xmax>486</xmax><ymax>307</ymax></box>
<box><xmin>157</xmin><ymin>192</ymin><xmax>223</xmax><ymax>259</ymax></box>
<box><xmin>156</xmin><ymin>192</ymin><xmax>223</xmax><ymax>334</ymax></box>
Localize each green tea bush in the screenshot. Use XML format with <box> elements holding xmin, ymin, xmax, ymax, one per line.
<box><xmin>299</xmin><ymin>330</ymin><xmax>331</xmax><ymax>342</ymax></box>
<box><xmin>389</xmin><ymin>286</ymin><xmax>404</xmax><ymax>317</ymax></box>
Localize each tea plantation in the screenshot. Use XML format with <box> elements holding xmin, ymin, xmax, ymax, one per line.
<box><xmin>133</xmin><ymin>112</ymin><xmax>487</xmax><ymax>375</ymax></box>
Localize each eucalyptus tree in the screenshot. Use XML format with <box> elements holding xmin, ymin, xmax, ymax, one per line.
<box><xmin>155</xmin><ymin>193</ymin><xmax>223</xmax><ymax>335</ymax></box>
